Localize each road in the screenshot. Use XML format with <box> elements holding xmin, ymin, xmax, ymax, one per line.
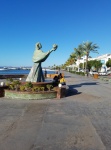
<box><xmin>0</xmin><ymin>71</ymin><xmax>111</xmax><ymax>150</ymax></box>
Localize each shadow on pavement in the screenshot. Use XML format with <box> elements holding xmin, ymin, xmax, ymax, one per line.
<box><xmin>66</xmin><ymin>82</ymin><xmax>98</xmax><ymax>97</ymax></box>
<box><xmin>64</xmin><ymin>76</ymin><xmax>71</xmax><ymax>78</ymax></box>
<box><xmin>66</xmin><ymin>88</ymin><xmax>82</xmax><ymax>97</ymax></box>
<box><xmin>71</xmin><ymin>82</ymin><xmax>98</xmax><ymax>88</ymax></box>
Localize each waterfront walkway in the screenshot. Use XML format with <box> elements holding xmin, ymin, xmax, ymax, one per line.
<box><xmin>0</xmin><ymin>71</ymin><xmax>111</xmax><ymax>150</ymax></box>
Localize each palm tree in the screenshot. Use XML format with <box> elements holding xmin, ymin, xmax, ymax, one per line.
<box><xmin>63</xmin><ymin>54</ymin><xmax>76</xmax><ymax>71</ymax></box>
<box><xmin>53</xmin><ymin>64</ymin><xmax>56</xmax><ymax>70</ymax></box>
<box><xmin>82</xmin><ymin>41</ymin><xmax>99</xmax><ymax>71</ymax></box>
<box><xmin>74</xmin><ymin>44</ymin><xmax>84</xmax><ymax>71</ymax></box>
<box><xmin>70</xmin><ymin>53</ymin><xmax>77</xmax><ymax>65</ymax></box>
<box><xmin>65</xmin><ymin>53</ymin><xmax>76</xmax><ymax>66</ymax></box>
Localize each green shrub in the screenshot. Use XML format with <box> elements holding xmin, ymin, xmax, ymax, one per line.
<box><xmin>20</xmin><ymin>85</ymin><xmax>25</xmax><ymax>91</ymax></box>
<box><xmin>25</xmin><ymin>82</ymin><xmax>33</xmax><ymax>88</ymax></box>
<box><xmin>40</xmin><ymin>87</ymin><xmax>45</xmax><ymax>91</ymax></box>
<box><xmin>6</xmin><ymin>78</ymin><xmax>13</xmax><ymax>82</ymax></box>
<box><xmin>46</xmin><ymin>84</ymin><xmax>53</xmax><ymax>91</ymax></box>
<box><xmin>6</xmin><ymin>78</ymin><xmax>13</xmax><ymax>86</ymax></box>
<box><xmin>32</xmin><ymin>87</ymin><xmax>39</xmax><ymax>92</ymax></box>
<box><xmin>9</xmin><ymin>84</ymin><xmax>15</xmax><ymax>90</ymax></box>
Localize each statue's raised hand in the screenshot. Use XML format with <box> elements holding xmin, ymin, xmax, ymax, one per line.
<box><xmin>52</xmin><ymin>44</ymin><xmax>58</xmax><ymax>51</ymax></box>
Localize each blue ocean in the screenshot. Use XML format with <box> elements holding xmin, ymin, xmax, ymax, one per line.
<box><xmin>0</xmin><ymin>67</ymin><xmax>57</xmax><ymax>75</ymax></box>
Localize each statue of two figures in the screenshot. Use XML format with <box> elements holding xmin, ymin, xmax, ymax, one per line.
<box><xmin>26</xmin><ymin>42</ymin><xmax>58</xmax><ymax>82</ymax></box>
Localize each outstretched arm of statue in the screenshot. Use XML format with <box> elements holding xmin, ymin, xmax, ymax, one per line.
<box><xmin>33</xmin><ymin>44</ymin><xmax>58</xmax><ymax>63</ymax></box>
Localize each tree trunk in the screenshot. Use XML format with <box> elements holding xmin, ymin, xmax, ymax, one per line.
<box><xmin>78</xmin><ymin>58</ymin><xmax>80</xmax><ymax>72</ymax></box>
<box><xmin>85</xmin><ymin>54</ymin><xmax>88</xmax><ymax>72</ymax></box>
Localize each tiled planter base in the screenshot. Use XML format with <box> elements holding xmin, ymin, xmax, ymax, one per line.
<box><xmin>5</xmin><ymin>90</ymin><xmax>57</xmax><ymax>100</ymax></box>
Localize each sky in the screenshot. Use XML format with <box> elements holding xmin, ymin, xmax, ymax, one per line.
<box><xmin>0</xmin><ymin>0</ymin><xmax>111</xmax><ymax>67</ymax></box>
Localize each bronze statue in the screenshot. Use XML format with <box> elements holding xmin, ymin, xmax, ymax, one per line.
<box><xmin>26</xmin><ymin>42</ymin><xmax>58</xmax><ymax>82</ymax></box>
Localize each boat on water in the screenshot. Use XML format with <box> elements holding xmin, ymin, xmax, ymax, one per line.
<box><xmin>0</xmin><ymin>67</ymin><xmax>30</xmax><ymax>71</ymax></box>
<box><xmin>9</xmin><ymin>67</ymin><xmax>17</xmax><ymax>70</ymax></box>
<box><xmin>0</xmin><ymin>67</ymin><xmax>9</xmax><ymax>71</ymax></box>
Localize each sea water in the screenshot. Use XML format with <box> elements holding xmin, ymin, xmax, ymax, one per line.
<box><xmin>0</xmin><ymin>68</ymin><xmax>57</xmax><ymax>75</ymax></box>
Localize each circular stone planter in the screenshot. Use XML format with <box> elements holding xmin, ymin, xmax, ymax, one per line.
<box><xmin>4</xmin><ymin>81</ymin><xmax>57</xmax><ymax>100</ymax></box>
<box><xmin>5</xmin><ymin>90</ymin><xmax>57</xmax><ymax>100</ymax></box>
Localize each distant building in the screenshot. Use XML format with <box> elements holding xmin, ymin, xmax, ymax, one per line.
<box><xmin>67</xmin><ymin>54</ymin><xmax>111</xmax><ymax>71</ymax></box>
<box><xmin>78</xmin><ymin>54</ymin><xmax>111</xmax><ymax>64</ymax></box>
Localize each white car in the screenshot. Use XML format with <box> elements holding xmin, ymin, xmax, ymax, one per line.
<box><xmin>99</xmin><ymin>72</ymin><xmax>107</xmax><ymax>76</ymax></box>
<box><xmin>89</xmin><ymin>71</ymin><xmax>98</xmax><ymax>75</ymax></box>
<box><xmin>79</xmin><ymin>69</ymin><xmax>84</xmax><ymax>72</ymax></box>
<box><xmin>107</xmin><ymin>70</ymin><xmax>111</xmax><ymax>75</ymax></box>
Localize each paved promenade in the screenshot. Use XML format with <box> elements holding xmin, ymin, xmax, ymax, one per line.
<box><xmin>0</xmin><ymin>71</ymin><xmax>111</xmax><ymax>150</ymax></box>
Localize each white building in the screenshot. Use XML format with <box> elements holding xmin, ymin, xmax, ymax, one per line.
<box><xmin>67</xmin><ymin>54</ymin><xmax>111</xmax><ymax>71</ymax></box>
<box><xmin>92</xmin><ymin>54</ymin><xmax>111</xmax><ymax>65</ymax></box>
<box><xmin>79</xmin><ymin>54</ymin><xmax>111</xmax><ymax>64</ymax></box>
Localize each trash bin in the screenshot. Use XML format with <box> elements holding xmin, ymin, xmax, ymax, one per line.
<box><xmin>93</xmin><ymin>73</ymin><xmax>98</xmax><ymax>79</ymax></box>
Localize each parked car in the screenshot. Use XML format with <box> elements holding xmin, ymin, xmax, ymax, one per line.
<box><xmin>89</xmin><ymin>71</ymin><xmax>98</xmax><ymax>75</ymax></box>
<box><xmin>98</xmin><ymin>72</ymin><xmax>107</xmax><ymax>76</ymax></box>
<box><xmin>107</xmin><ymin>70</ymin><xmax>111</xmax><ymax>75</ymax></box>
<box><xmin>79</xmin><ymin>69</ymin><xmax>84</xmax><ymax>72</ymax></box>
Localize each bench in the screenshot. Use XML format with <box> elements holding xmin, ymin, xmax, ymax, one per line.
<box><xmin>46</xmin><ymin>73</ymin><xmax>64</xmax><ymax>78</ymax></box>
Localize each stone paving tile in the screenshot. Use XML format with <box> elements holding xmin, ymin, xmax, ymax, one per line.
<box><xmin>0</xmin><ymin>71</ymin><xmax>111</xmax><ymax>149</ymax></box>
